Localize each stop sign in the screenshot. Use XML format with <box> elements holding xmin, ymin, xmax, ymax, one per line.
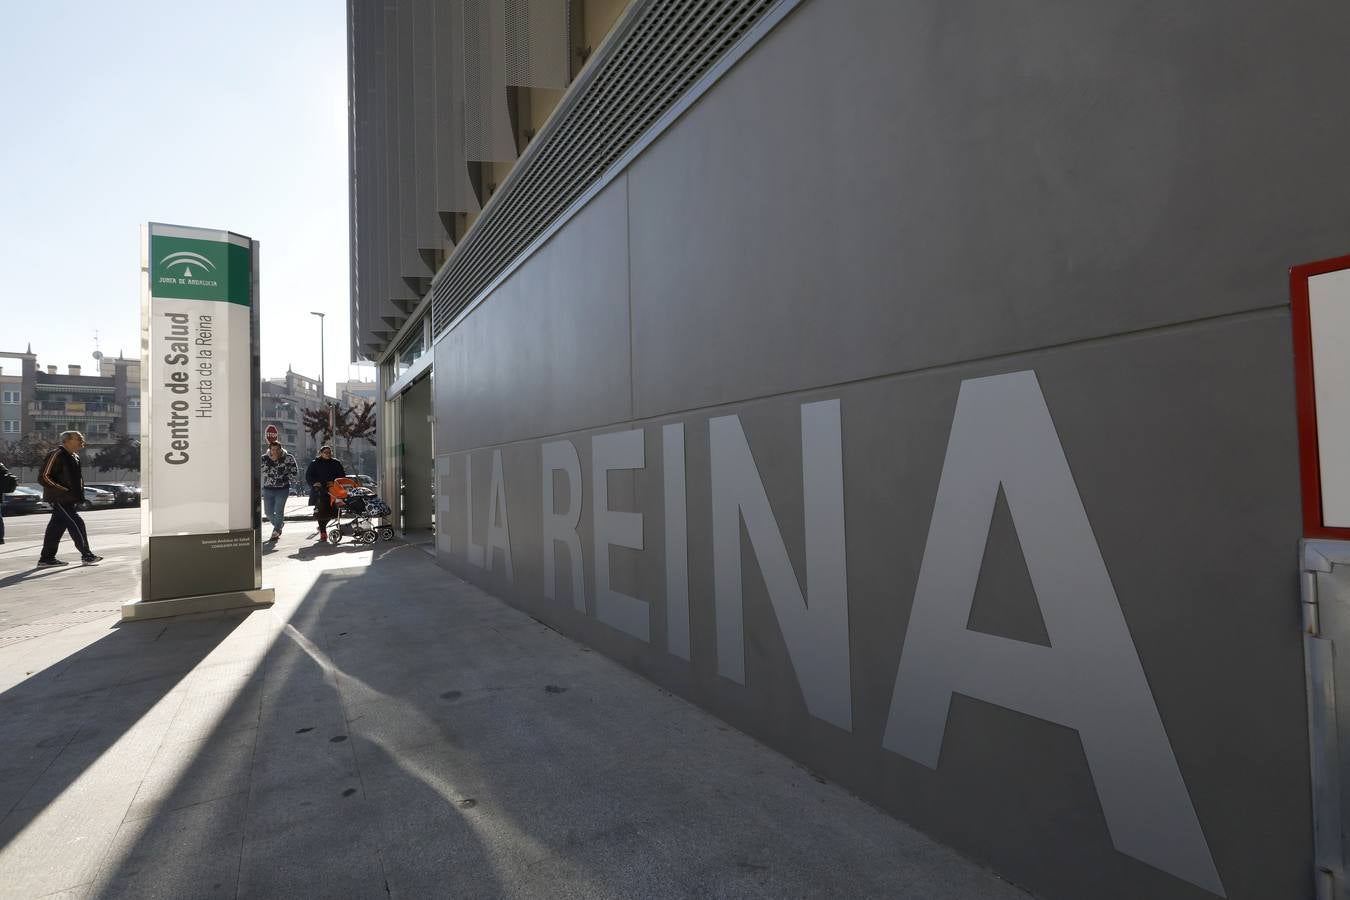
<box><xmin>265</xmin><ymin>424</ymin><xmax>279</xmax><ymax>444</ymax></box>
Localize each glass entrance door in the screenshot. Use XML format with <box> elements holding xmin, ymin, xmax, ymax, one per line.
<box><xmin>397</xmin><ymin>374</ymin><xmax>434</xmax><ymax>536</ymax></box>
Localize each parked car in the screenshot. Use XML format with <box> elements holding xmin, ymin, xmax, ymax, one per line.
<box><xmin>1</xmin><ymin>485</ymin><xmax>49</xmax><ymax>515</ymax></box>
<box><xmin>354</xmin><ymin>474</ymin><xmax>377</xmax><ymax>492</ymax></box>
<box><xmin>80</xmin><ymin>487</ymin><xmax>116</xmax><ymax>510</ymax></box>
<box><xmin>86</xmin><ymin>482</ymin><xmax>140</xmax><ymax>507</ymax></box>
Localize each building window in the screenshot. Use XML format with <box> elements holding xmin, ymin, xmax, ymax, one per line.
<box><xmin>1</xmin><ymin>391</ymin><xmax>18</xmax><ymax>404</ymax></box>
<box><xmin>2</xmin><ymin>420</ymin><xmax>17</xmax><ymax>433</ymax></box>
<box><xmin>128</xmin><ymin>397</ymin><xmax>140</xmax><ymax>409</ymax></box>
<box><xmin>396</xmin><ymin>326</ymin><xmax>427</xmax><ymax>377</ymax></box>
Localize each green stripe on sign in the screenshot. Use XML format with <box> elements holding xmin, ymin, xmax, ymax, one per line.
<box><xmin>150</xmin><ymin>235</ymin><xmax>251</xmax><ymax>305</ymax></box>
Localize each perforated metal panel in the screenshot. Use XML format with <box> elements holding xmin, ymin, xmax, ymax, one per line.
<box><xmin>463</xmin><ymin>0</ymin><xmax>519</xmax><ymax>163</ymax></box>
<box><xmin>434</xmin><ymin>0</ymin><xmax>482</xmax><ymax>215</ymax></box>
<box><xmin>505</xmin><ymin>0</ymin><xmax>571</xmax><ymax>88</ymax></box>
<box><xmin>432</xmin><ymin>0</ymin><xmax>780</xmax><ymax>337</ymax></box>
<box><xmin>412</xmin><ymin>0</ymin><xmax>449</xmax><ymax>252</ymax></box>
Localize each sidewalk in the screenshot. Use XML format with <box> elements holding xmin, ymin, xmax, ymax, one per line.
<box><xmin>283</xmin><ymin>494</ymin><xmax>321</xmax><ymax>524</ymax></box>
<box><xmin>0</xmin><ymin>520</ymin><xmax>1032</xmax><ymax>899</ymax></box>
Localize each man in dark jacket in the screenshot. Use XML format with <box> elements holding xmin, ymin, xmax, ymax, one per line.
<box><xmin>305</xmin><ymin>445</ymin><xmax>346</xmax><ymax>543</ymax></box>
<box><xmin>38</xmin><ymin>430</ymin><xmax>101</xmax><ymax>566</ymax></box>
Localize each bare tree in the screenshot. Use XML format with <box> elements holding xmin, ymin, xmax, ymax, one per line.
<box><xmin>4</xmin><ymin>432</ymin><xmax>55</xmax><ymax>482</ymax></box>
<box><xmin>338</xmin><ymin>400</ymin><xmax>377</xmax><ymax>467</ymax></box>
<box><xmin>93</xmin><ymin>434</ymin><xmax>140</xmax><ymax>473</ymax></box>
<box><xmin>302</xmin><ymin>406</ymin><xmax>335</xmax><ymax>450</ymax></box>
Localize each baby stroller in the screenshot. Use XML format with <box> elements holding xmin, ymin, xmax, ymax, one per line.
<box><xmin>326</xmin><ymin>477</ymin><xmax>395</xmax><ymax>545</ymax></box>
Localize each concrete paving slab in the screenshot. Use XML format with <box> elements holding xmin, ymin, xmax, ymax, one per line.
<box><xmin>9</xmin><ymin>697</ymin><xmax>183</xmax><ymax>814</ymax></box>
<box><xmin>257</xmin><ymin>681</ymin><xmax>347</xmax><ymax>723</ymax></box>
<box><xmin>90</xmin><ymin>792</ymin><xmax>247</xmax><ymax>900</ymax></box>
<box><xmin>35</xmin><ymin>885</ymin><xmax>91</xmax><ymax>900</ymax></box>
<box><xmin>0</xmin><ymin>757</ymin><xmax>61</xmax><ymax>822</ymax></box>
<box><xmin>124</xmin><ymin>728</ymin><xmax>256</xmax><ymax>822</ymax></box>
<box><xmin>248</xmin><ymin>718</ymin><xmax>362</xmax><ymax>799</ymax></box>
<box><xmin>159</xmin><ymin>686</ymin><xmax>262</xmax><ymax>747</ymax></box>
<box><xmin>237</xmin><ymin>793</ymin><xmax>388</xmax><ymax>900</ymax></box>
<box><xmin>362</xmin><ymin>756</ymin><xmax>573</xmax><ymax>896</ymax></box>
<box><xmin>257</xmin><ymin>658</ymin><xmax>337</xmax><ymax>707</ymax></box>
<box><xmin>0</xmin><ymin>776</ymin><xmax>142</xmax><ymax>897</ymax></box>
<box><xmin>509</xmin><ymin>825</ymin><xmax>696</xmax><ymax>900</ymax></box>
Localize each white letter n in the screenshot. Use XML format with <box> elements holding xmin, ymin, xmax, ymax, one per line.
<box><xmin>884</xmin><ymin>371</ymin><xmax>1224</xmax><ymax>896</ymax></box>
<box><xmin>710</xmin><ymin>399</ymin><xmax>850</xmax><ymax>732</ymax></box>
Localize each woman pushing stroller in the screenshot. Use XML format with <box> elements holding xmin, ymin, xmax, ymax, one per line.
<box><xmin>306</xmin><ymin>445</ymin><xmax>346</xmax><ymax>543</ymax></box>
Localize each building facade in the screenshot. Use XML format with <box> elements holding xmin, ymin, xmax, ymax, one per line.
<box><xmin>348</xmin><ymin>2</ymin><xmax>1350</xmax><ymax>898</ymax></box>
<box><xmin>257</xmin><ymin>372</ymin><xmax>376</xmax><ymax>472</ymax></box>
<box><xmin>260</xmin><ymin>368</ymin><xmax>340</xmax><ymax>462</ymax></box>
<box><xmin>336</xmin><ymin>379</ymin><xmax>377</xmax><ymax>407</ymax></box>
<box><xmin>0</xmin><ymin>348</ymin><xmax>140</xmax><ymax>452</ymax></box>
<box><xmin>0</xmin><ymin>360</ymin><xmax>22</xmax><ymax>441</ymax></box>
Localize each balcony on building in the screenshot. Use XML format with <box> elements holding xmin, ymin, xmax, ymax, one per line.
<box><xmin>28</xmin><ymin>400</ymin><xmax>123</xmax><ymax>419</ymax></box>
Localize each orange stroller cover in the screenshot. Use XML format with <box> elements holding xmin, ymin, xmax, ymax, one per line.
<box><xmin>329</xmin><ymin>477</ymin><xmax>360</xmax><ymax>502</ymax></box>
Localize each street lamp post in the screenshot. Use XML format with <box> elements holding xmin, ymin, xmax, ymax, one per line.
<box><xmin>310</xmin><ymin>311</ymin><xmax>334</xmax><ymax>450</ymax></box>
<box><xmin>309</xmin><ymin>311</ymin><xmax>326</xmax><ymax>399</ymax></box>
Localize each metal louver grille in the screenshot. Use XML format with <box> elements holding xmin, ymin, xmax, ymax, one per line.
<box><xmin>431</xmin><ymin>0</ymin><xmax>781</xmax><ymax>337</ymax></box>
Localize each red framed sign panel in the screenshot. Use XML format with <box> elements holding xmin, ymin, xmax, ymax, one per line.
<box><xmin>1290</xmin><ymin>253</ymin><xmax>1350</xmax><ymax>540</ymax></box>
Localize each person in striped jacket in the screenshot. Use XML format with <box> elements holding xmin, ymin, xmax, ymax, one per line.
<box><xmin>260</xmin><ymin>442</ymin><xmax>299</xmax><ymax>542</ymax></box>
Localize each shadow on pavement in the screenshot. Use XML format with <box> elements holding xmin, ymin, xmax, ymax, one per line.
<box><xmin>0</xmin><ymin>611</ymin><xmax>249</xmax><ymax>895</ymax></box>
<box><xmin>74</xmin><ymin>549</ymin><xmax>518</xmax><ymax>898</ymax></box>
<box><xmin>5</xmin><ymin>540</ymin><xmax>1020</xmax><ymax>899</ymax></box>
<box><xmin>0</xmin><ymin>567</ymin><xmax>85</xmax><ymax>590</ymax></box>
<box><xmin>78</xmin><ymin>547</ymin><xmax>648</xmax><ymax>897</ymax></box>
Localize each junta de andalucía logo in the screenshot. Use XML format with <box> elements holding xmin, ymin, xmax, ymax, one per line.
<box><xmin>159</xmin><ymin>250</ymin><xmax>217</xmax><ymax>281</ymax></box>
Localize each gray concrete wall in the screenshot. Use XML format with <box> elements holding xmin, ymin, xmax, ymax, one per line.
<box><xmin>432</xmin><ymin>1</ymin><xmax>1350</xmax><ymax>897</ymax></box>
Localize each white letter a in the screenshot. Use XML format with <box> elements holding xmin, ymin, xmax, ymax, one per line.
<box><xmin>885</xmin><ymin>371</ymin><xmax>1224</xmax><ymax>896</ymax></box>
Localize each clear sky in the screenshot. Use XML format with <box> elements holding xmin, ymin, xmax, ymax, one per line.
<box><xmin>0</xmin><ymin>0</ymin><xmax>372</xmax><ymax>395</ymax></box>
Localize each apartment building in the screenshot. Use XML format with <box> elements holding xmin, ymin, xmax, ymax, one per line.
<box><xmin>337</xmin><ymin>379</ymin><xmax>377</xmax><ymax>407</ymax></box>
<box><xmin>260</xmin><ymin>367</ymin><xmax>339</xmax><ymax>461</ymax></box>
<box><xmin>0</xmin><ymin>347</ymin><xmax>140</xmax><ymax>450</ymax></box>
<box><xmin>0</xmin><ymin>361</ymin><xmax>21</xmax><ymax>441</ymax></box>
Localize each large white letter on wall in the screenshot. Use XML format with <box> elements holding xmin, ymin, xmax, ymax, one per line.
<box><xmin>436</xmin><ymin>455</ymin><xmax>453</xmax><ymax>556</ymax></box>
<box><xmin>487</xmin><ymin>448</ymin><xmax>513</xmax><ymax>582</ymax></box>
<box><xmin>464</xmin><ymin>454</ymin><xmax>486</xmax><ymax>568</ymax></box>
<box><xmin>664</xmin><ymin>423</ymin><xmax>691</xmax><ymax>660</ymax></box>
<box><xmin>592</xmin><ymin>430</ymin><xmax>647</xmax><ymax>641</ymax></box>
<box><xmin>710</xmin><ymin>400</ymin><xmax>851</xmax><ymax>731</ymax></box>
<box><xmin>884</xmin><ymin>371</ymin><xmax>1223</xmax><ymax>896</ymax></box>
<box><xmin>542</xmin><ymin>439</ymin><xmax>585</xmax><ymax>610</ymax></box>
